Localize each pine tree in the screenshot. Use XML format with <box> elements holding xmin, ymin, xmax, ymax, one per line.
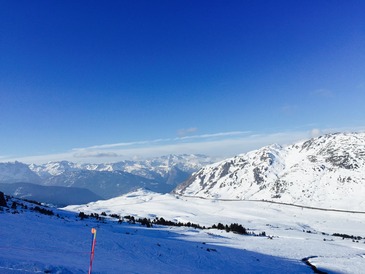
<box><xmin>0</xmin><ymin>192</ymin><xmax>6</xmax><ymax>207</ymax></box>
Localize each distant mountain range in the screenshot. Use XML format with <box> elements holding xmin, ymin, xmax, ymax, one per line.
<box><xmin>2</xmin><ymin>133</ymin><xmax>365</xmax><ymax>210</ymax></box>
<box><xmin>0</xmin><ymin>154</ymin><xmax>214</xmax><ymax>205</ymax></box>
<box><xmin>174</xmin><ymin>132</ymin><xmax>365</xmax><ymax>210</ymax></box>
<box><xmin>0</xmin><ymin>162</ymin><xmax>42</xmax><ymax>184</ymax></box>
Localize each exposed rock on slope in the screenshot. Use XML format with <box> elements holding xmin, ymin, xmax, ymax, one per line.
<box><xmin>174</xmin><ymin>132</ymin><xmax>365</xmax><ymax>210</ymax></box>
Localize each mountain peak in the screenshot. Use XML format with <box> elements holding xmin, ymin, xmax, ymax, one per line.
<box><xmin>174</xmin><ymin>132</ymin><xmax>365</xmax><ymax>210</ymax></box>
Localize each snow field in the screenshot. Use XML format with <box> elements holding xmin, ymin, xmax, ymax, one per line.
<box><xmin>1</xmin><ymin>205</ymin><xmax>312</xmax><ymax>273</ymax></box>
<box><xmin>64</xmin><ymin>190</ymin><xmax>365</xmax><ymax>273</ymax></box>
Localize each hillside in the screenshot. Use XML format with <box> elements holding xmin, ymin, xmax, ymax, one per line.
<box><xmin>0</xmin><ymin>193</ymin><xmax>314</xmax><ymax>274</ymax></box>
<box><xmin>64</xmin><ymin>189</ymin><xmax>365</xmax><ymax>274</ymax></box>
<box><xmin>174</xmin><ymin>132</ymin><xmax>365</xmax><ymax>210</ymax></box>
<box><xmin>2</xmin><ymin>190</ymin><xmax>365</xmax><ymax>273</ymax></box>
<box><xmin>0</xmin><ymin>182</ymin><xmax>102</xmax><ymax>207</ymax></box>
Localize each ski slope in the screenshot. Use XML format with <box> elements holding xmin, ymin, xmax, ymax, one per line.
<box><xmin>1</xmin><ymin>190</ymin><xmax>365</xmax><ymax>273</ymax></box>
<box><xmin>65</xmin><ymin>190</ymin><xmax>365</xmax><ymax>273</ymax></box>
<box><xmin>0</xmin><ymin>204</ymin><xmax>309</xmax><ymax>273</ymax></box>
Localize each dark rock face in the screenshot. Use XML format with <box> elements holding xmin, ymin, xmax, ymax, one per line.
<box><xmin>325</xmin><ymin>152</ymin><xmax>358</xmax><ymax>169</ymax></box>
<box><xmin>253</xmin><ymin>167</ymin><xmax>264</xmax><ymax>184</ymax></box>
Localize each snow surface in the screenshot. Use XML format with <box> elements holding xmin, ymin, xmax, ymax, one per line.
<box><xmin>2</xmin><ymin>189</ymin><xmax>365</xmax><ymax>273</ymax></box>
<box><xmin>64</xmin><ymin>189</ymin><xmax>365</xmax><ymax>273</ymax></box>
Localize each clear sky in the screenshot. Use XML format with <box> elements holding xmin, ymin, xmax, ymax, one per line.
<box><xmin>1</xmin><ymin>1</ymin><xmax>364</xmax><ymax>163</ymax></box>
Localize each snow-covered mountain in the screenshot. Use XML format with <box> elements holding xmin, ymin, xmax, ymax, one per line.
<box><xmin>0</xmin><ymin>154</ymin><xmax>214</xmax><ymax>202</ymax></box>
<box><xmin>174</xmin><ymin>132</ymin><xmax>365</xmax><ymax>210</ymax></box>
<box><xmin>32</xmin><ymin>154</ymin><xmax>213</xmax><ymax>184</ymax></box>
<box><xmin>29</xmin><ymin>160</ymin><xmax>81</xmax><ymax>178</ymax></box>
<box><xmin>27</xmin><ymin>154</ymin><xmax>213</xmax><ymax>196</ymax></box>
<box><xmin>0</xmin><ymin>161</ymin><xmax>41</xmax><ymax>184</ymax></box>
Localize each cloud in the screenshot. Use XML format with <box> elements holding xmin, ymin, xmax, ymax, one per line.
<box><xmin>0</xmin><ymin>130</ymin><xmax>304</xmax><ymax>164</ymax></box>
<box><xmin>177</xmin><ymin>131</ymin><xmax>251</xmax><ymax>141</ymax></box>
<box><xmin>73</xmin><ymin>151</ymin><xmax>120</xmax><ymax>158</ymax></box>
<box><xmin>74</xmin><ymin>131</ymin><xmax>250</xmax><ymax>152</ymax></box>
<box><xmin>177</xmin><ymin>127</ymin><xmax>198</xmax><ymax>137</ymax></box>
<box><xmin>310</xmin><ymin>128</ymin><xmax>322</xmax><ymax>138</ymax></box>
<box><xmin>72</xmin><ymin>137</ymin><xmax>181</xmax><ymax>151</ymax></box>
<box><xmin>3</xmin><ymin>127</ymin><xmax>365</xmax><ymax>164</ymax></box>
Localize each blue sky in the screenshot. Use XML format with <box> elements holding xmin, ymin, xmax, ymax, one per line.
<box><xmin>1</xmin><ymin>1</ymin><xmax>364</xmax><ymax>163</ymax></box>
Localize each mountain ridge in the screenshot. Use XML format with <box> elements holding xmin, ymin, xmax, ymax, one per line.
<box><xmin>0</xmin><ymin>154</ymin><xmax>214</xmax><ymax>202</ymax></box>
<box><xmin>173</xmin><ymin>132</ymin><xmax>365</xmax><ymax>210</ymax></box>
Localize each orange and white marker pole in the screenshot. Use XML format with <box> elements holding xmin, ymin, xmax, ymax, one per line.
<box><xmin>88</xmin><ymin>228</ymin><xmax>97</xmax><ymax>274</ymax></box>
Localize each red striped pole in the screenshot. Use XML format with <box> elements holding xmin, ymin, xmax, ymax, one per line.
<box><xmin>88</xmin><ymin>228</ymin><xmax>97</xmax><ymax>274</ymax></box>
